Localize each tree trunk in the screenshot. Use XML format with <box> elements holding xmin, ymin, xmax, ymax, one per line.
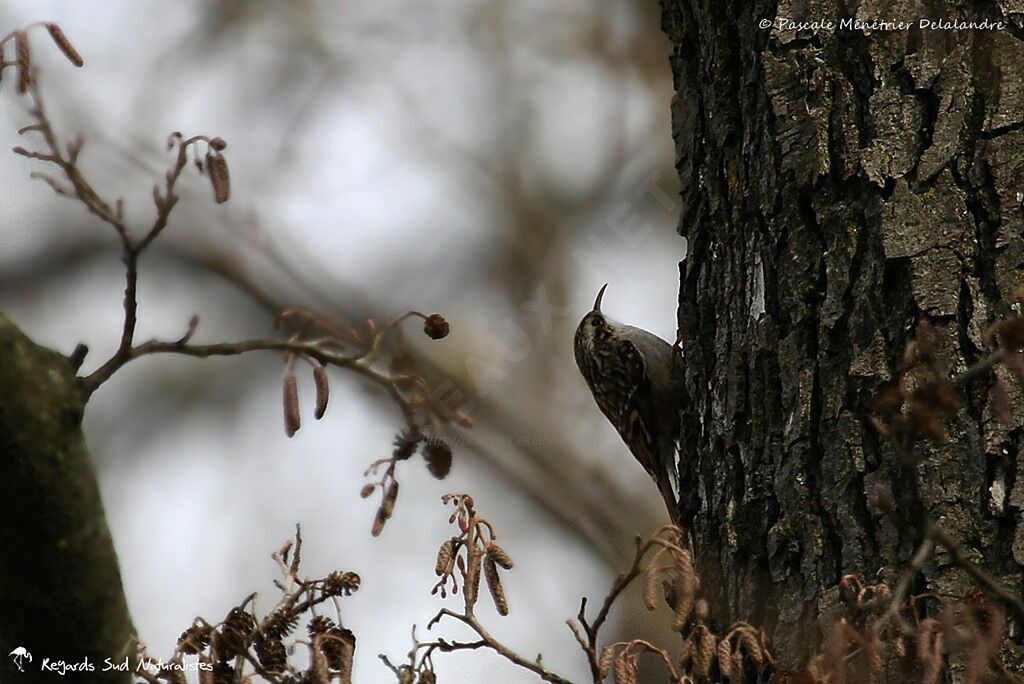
<box><xmin>662</xmin><ymin>0</ymin><xmax>1024</xmax><ymax>672</ymax></box>
<box><xmin>0</xmin><ymin>315</ymin><xmax>133</xmax><ymax>681</ymax></box>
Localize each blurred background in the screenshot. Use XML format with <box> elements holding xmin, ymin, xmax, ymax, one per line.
<box><xmin>0</xmin><ymin>1</ymin><xmax>683</xmax><ymax>680</ymax></box>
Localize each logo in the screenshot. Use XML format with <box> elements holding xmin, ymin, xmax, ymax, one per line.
<box><xmin>9</xmin><ymin>647</ymin><xmax>32</xmax><ymax>672</ymax></box>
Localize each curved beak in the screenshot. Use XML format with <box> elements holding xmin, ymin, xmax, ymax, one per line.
<box><xmin>593</xmin><ymin>283</ymin><xmax>608</xmax><ymax>313</ymax></box>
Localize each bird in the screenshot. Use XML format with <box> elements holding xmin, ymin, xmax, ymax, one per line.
<box><xmin>574</xmin><ymin>284</ymin><xmax>681</xmax><ymax>521</ymax></box>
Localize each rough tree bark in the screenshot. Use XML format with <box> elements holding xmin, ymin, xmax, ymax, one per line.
<box><xmin>0</xmin><ymin>315</ymin><xmax>133</xmax><ymax>681</ymax></box>
<box><xmin>663</xmin><ymin>0</ymin><xmax>1024</xmax><ymax>671</ymax></box>
<box><xmin>662</xmin><ymin>0</ymin><xmax>1024</xmax><ymax>673</ymax></box>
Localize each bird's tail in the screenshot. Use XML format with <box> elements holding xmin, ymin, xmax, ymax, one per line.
<box><xmin>657</xmin><ymin>470</ymin><xmax>680</xmax><ymax>525</ymax></box>
<box><xmin>655</xmin><ymin>436</ymin><xmax>681</xmax><ymax>525</ymax></box>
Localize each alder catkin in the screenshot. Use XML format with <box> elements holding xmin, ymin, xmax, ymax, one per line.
<box><xmin>435</xmin><ymin>538</ymin><xmax>455</xmax><ymax>576</ymax></box>
<box><xmin>483</xmin><ymin>556</ymin><xmax>508</xmax><ymax>616</ymax></box>
<box><xmin>15</xmin><ymin>31</ymin><xmax>31</xmax><ymax>93</ymax></box>
<box><xmin>206</xmin><ymin>151</ymin><xmax>230</xmax><ymax>203</ymax></box>
<box><xmin>642</xmin><ymin>566</ymin><xmax>659</xmax><ymax>611</ymax></box>
<box><xmin>613</xmin><ymin>653</ymin><xmax>637</xmax><ymax>684</ymax></box>
<box><xmin>717</xmin><ymin>638</ymin><xmax>733</xmax><ymax>678</ymax></box>
<box><xmin>371</xmin><ymin>507</ymin><xmax>387</xmax><ymax>537</ymax></box>
<box><xmin>730</xmin><ymin>651</ymin><xmax>744</xmax><ymax>682</ymax></box>
<box><xmin>487</xmin><ymin>543</ymin><xmax>514</xmax><ymax>570</ymax></box>
<box><xmin>598</xmin><ymin>646</ymin><xmax>615</xmax><ymax>680</ymax></box>
<box><xmin>283</xmin><ymin>373</ymin><xmax>300</xmax><ymax>437</ymax></box>
<box><xmin>381</xmin><ymin>481</ymin><xmax>399</xmax><ymax>518</ymax></box>
<box><xmin>464</xmin><ymin>551</ymin><xmax>481</xmax><ymax>609</ymax></box>
<box><xmin>371</xmin><ymin>482</ymin><xmax>399</xmax><ymax>536</ymax></box>
<box><xmin>671</xmin><ymin>548</ymin><xmax>699</xmax><ymax>631</ymax></box>
<box><xmin>692</xmin><ymin>626</ymin><xmax>715</xmax><ymax>678</ymax></box>
<box><xmin>734</xmin><ymin>626</ymin><xmax>763</xmax><ymax>664</ymax></box>
<box><xmin>45</xmin><ymin>24</ymin><xmax>84</xmax><ymax>67</ymax></box>
<box><xmin>313</xmin><ymin>364</ymin><xmax>329</xmax><ymax>419</ymax></box>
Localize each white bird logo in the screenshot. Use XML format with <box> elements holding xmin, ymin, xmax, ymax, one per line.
<box><xmin>9</xmin><ymin>647</ymin><xmax>32</xmax><ymax>672</ymax></box>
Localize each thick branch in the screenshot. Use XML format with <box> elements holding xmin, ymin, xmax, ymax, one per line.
<box><xmin>0</xmin><ymin>314</ymin><xmax>134</xmax><ymax>681</ymax></box>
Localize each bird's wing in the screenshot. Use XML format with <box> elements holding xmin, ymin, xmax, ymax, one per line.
<box><xmin>605</xmin><ymin>336</ymin><xmax>662</xmax><ymax>477</ymax></box>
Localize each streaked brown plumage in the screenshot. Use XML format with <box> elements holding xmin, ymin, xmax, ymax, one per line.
<box><xmin>574</xmin><ymin>284</ymin><xmax>680</xmax><ymax>521</ymax></box>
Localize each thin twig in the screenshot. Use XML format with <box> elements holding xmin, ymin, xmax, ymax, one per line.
<box><xmin>80</xmin><ymin>333</ymin><xmax>412</xmax><ymax>413</ymax></box>
<box><xmin>569</xmin><ymin>526</ymin><xmax>684</xmax><ymax>683</ymax></box>
<box><xmin>928</xmin><ymin>522</ymin><xmax>1024</xmax><ymax>623</ymax></box>
<box><xmin>951</xmin><ymin>348</ymin><xmax>1007</xmax><ymax>388</ymax></box>
<box><xmin>872</xmin><ymin>537</ymin><xmax>933</xmax><ymax>636</ymax></box>
<box><xmin>427</xmin><ymin>608</ymin><xmax>574</xmax><ymax>684</ymax></box>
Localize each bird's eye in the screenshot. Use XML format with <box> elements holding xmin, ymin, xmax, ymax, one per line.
<box><xmin>590</xmin><ymin>318</ymin><xmax>600</xmax><ymax>328</ymax></box>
